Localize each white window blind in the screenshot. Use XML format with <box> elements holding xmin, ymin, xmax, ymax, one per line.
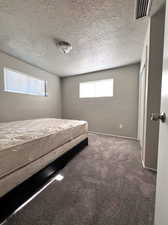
<box><xmin>80</xmin><ymin>79</ymin><xmax>113</xmax><ymax>98</ymax></box>
<box><xmin>4</xmin><ymin>68</ymin><xmax>47</xmax><ymax>96</ymax></box>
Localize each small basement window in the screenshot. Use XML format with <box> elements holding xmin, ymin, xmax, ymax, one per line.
<box><xmin>79</xmin><ymin>79</ymin><xmax>113</xmax><ymax>98</ymax></box>
<box><xmin>3</xmin><ymin>68</ymin><xmax>47</xmax><ymax>96</ymax></box>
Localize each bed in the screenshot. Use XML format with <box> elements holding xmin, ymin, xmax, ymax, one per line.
<box><xmin>0</xmin><ymin>118</ymin><xmax>88</xmax><ymax>197</ymax></box>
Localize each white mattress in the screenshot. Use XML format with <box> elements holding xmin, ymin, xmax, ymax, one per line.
<box><xmin>0</xmin><ymin>118</ymin><xmax>88</xmax><ymax>179</ymax></box>
<box><xmin>0</xmin><ymin>133</ymin><xmax>88</xmax><ymax>197</ymax></box>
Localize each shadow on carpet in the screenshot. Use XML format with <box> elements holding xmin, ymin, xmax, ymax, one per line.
<box><xmin>5</xmin><ymin>134</ymin><xmax>156</xmax><ymax>225</ymax></box>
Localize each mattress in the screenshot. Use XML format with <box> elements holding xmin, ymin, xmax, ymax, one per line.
<box><xmin>0</xmin><ymin>133</ymin><xmax>88</xmax><ymax>197</ymax></box>
<box><xmin>0</xmin><ymin>118</ymin><xmax>88</xmax><ymax>179</ymax></box>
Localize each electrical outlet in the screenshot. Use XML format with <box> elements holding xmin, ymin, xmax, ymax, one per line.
<box><xmin>119</xmin><ymin>124</ymin><xmax>123</xmax><ymax>129</ymax></box>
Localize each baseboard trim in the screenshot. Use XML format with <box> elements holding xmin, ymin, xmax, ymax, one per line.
<box><xmin>89</xmin><ymin>131</ymin><xmax>138</xmax><ymax>141</ymax></box>
<box><xmin>141</xmin><ymin>159</ymin><xmax>157</xmax><ymax>172</ymax></box>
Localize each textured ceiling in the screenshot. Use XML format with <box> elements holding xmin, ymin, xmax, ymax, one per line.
<box><xmin>0</xmin><ymin>0</ymin><xmax>148</xmax><ymax>76</ymax></box>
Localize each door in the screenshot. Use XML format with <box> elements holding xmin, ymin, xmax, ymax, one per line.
<box><xmin>154</xmin><ymin>1</ymin><xmax>168</xmax><ymax>224</ymax></box>
<box><xmin>139</xmin><ymin>65</ymin><xmax>146</xmax><ymax>148</ymax></box>
<box><xmin>139</xmin><ymin>46</ymin><xmax>148</xmax><ymax>164</ymax></box>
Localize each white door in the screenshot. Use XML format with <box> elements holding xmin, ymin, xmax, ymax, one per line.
<box><xmin>139</xmin><ymin>46</ymin><xmax>148</xmax><ymax>163</ymax></box>
<box><xmin>139</xmin><ymin>65</ymin><xmax>146</xmax><ymax>147</ymax></box>
<box><xmin>154</xmin><ymin>1</ymin><xmax>168</xmax><ymax>224</ymax></box>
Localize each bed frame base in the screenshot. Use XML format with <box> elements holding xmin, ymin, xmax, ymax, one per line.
<box><xmin>0</xmin><ymin>138</ymin><xmax>88</xmax><ymax>225</ymax></box>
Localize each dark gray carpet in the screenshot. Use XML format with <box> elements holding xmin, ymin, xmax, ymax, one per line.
<box><xmin>5</xmin><ymin>134</ymin><xmax>156</xmax><ymax>225</ymax></box>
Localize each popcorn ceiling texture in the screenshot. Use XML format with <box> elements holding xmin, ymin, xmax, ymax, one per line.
<box><xmin>0</xmin><ymin>0</ymin><xmax>148</xmax><ymax>76</ymax></box>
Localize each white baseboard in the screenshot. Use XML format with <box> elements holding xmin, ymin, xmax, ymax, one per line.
<box><xmin>88</xmin><ymin>131</ymin><xmax>138</xmax><ymax>141</ymax></box>
<box><xmin>141</xmin><ymin>159</ymin><xmax>157</xmax><ymax>172</ymax></box>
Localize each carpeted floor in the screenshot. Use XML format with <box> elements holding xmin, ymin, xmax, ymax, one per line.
<box><xmin>5</xmin><ymin>134</ymin><xmax>156</xmax><ymax>225</ymax></box>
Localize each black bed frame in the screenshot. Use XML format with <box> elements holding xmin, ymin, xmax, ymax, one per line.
<box><xmin>0</xmin><ymin>138</ymin><xmax>88</xmax><ymax>224</ymax></box>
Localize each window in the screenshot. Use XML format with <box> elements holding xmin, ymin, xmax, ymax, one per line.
<box><xmin>79</xmin><ymin>79</ymin><xmax>113</xmax><ymax>98</ymax></box>
<box><xmin>4</xmin><ymin>68</ymin><xmax>47</xmax><ymax>96</ymax></box>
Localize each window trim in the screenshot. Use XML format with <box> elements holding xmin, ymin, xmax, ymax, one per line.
<box><xmin>79</xmin><ymin>78</ymin><xmax>114</xmax><ymax>99</ymax></box>
<box><xmin>3</xmin><ymin>67</ymin><xmax>48</xmax><ymax>97</ymax></box>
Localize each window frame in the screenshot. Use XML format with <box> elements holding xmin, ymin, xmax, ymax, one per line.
<box><xmin>3</xmin><ymin>67</ymin><xmax>48</xmax><ymax>97</ymax></box>
<box><xmin>79</xmin><ymin>78</ymin><xmax>114</xmax><ymax>99</ymax></box>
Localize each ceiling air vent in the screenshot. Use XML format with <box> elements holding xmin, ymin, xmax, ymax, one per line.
<box><xmin>136</xmin><ymin>0</ymin><xmax>150</xmax><ymax>19</ymax></box>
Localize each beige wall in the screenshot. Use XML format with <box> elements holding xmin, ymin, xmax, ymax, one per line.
<box><xmin>62</xmin><ymin>64</ymin><xmax>139</xmax><ymax>138</ymax></box>
<box><xmin>0</xmin><ymin>51</ymin><xmax>61</xmax><ymax>122</ymax></box>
